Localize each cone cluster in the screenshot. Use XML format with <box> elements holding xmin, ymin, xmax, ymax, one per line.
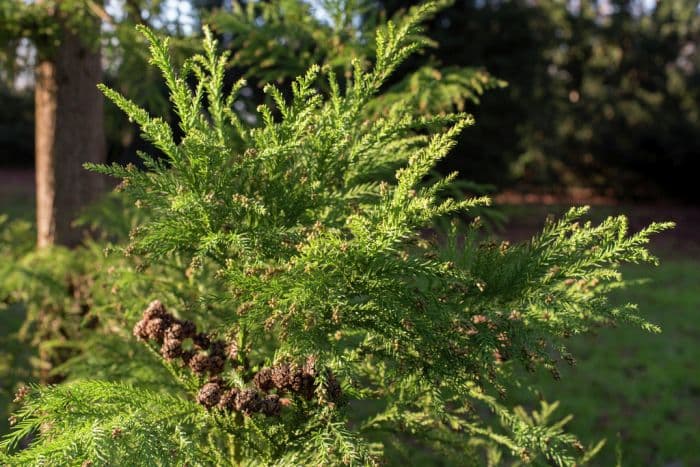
<box><xmin>253</xmin><ymin>357</ymin><xmax>342</xmax><ymax>403</ymax></box>
<box><xmin>194</xmin><ymin>357</ymin><xmax>342</xmax><ymax>417</ymax></box>
<box><xmin>196</xmin><ymin>378</ymin><xmax>282</xmax><ymax>416</ymax></box>
<box><xmin>133</xmin><ymin>300</ymin><xmax>234</xmax><ymax>377</ymax></box>
<box><xmin>134</xmin><ymin>300</ymin><xmax>342</xmax><ymax>417</ymax></box>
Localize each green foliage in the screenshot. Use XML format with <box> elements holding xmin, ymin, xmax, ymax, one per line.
<box><xmin>1</xmin><ymin>381</ymin><xmax>203</xmax><ymax>465</ymax></box>
<box><xmin>211</xmin><ymin>0</ymin><xmax>402</xmax><ymax>82</ymax></box>
<box><xmin>368</xmin><ymin>65</ymin><xmax>505</xmax><ymax>115</ymax></box>
<box><xmin>211</xmin><ymin>0</ymin><xmax>504</xmax><ymax>118</ymax></box>
<box><xmin>0</xmin><ymin>213</ymin><xmax>126</xmax><ymax>393</ymax></box>
<box><xmin>2</xmin><ymin>2</ymin><xmax>673</xmax><ymax>465</ymax></box>
<box><xmin>0</xmin><ymin>0</ymin><xmax>100</xmax><ymax>56</ymax></box>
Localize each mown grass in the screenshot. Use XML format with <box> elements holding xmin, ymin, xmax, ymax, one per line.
<box><xmin>500</xmin><ymin>206</ymin><xmax>700</xmax><ymax>466</ymax></box>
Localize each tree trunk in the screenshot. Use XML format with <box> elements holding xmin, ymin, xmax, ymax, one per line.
<box><xmin>35</xmin><ymin>30</ymin><xmax>106</xmax><ymax>247</ymax></box>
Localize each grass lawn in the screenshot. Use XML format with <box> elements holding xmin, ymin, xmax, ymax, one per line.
<box><xmin>497</xmin><ymin>204</ymin><xmax>700</xmax><ymax>465</ymax></box>
<box><xmin>506</xmin><ymin>252</ymin><xmax>700</xmax><ymax>465</ymax></box>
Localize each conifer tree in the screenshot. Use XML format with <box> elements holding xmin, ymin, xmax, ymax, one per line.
<box><xmin>1</xmin><ymin>2</ymin><xmax>673</xmax><ymax>465</ymax></box>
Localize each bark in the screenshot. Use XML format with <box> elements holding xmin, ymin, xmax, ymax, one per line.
<box><xmin>35</xmin><ymin>30</ymin><xmax>106</xmax><ymax>247</ymax></box>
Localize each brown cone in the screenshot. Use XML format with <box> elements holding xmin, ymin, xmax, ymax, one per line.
<box><xmin>145</xmin><ymin>318</ymin><xmax>169</xmax><ymax>343</ymax></box>
<box><xmin>325</xmin><ymin>371</ymin><xmax>342</xmax><ymax>402</ymax></box>
<box><xmin>271</xmin><ymin>364</ymin><xmax>292</xmax><ymax>392</ymax></box>
<box><xmin>253</xmin><ymin>368</ymin><xmax>275</xmax><ymax>392</ymax></box>
<box><xmin>161</xmin><ymin>335</ymin><xmax>183</xmax><ymax>360</ymax></box>
<box><xmin>260</xmin><ymin>394</ymin><xmax>281</xmax><ymax>416</ymax></box>
<box><xmin>180</xmin><ymin>320</ymin><xmax>197</xmax><ymax>338</ymax></box>
<box><xmin>143</xmin><ymin>300</ymin><xmax>168</xmax><ymax>321</ymax></box>
<box><xmin>180</xmin><ymin>350</ymin><xmax>195</xmax><ymax>365</ymax></box>
<box><xmin>197</xmin><ymin>382</ymin><xmax>222</xmax><ymax>409</ymax></box>
<box><xmin>218</xmin><ymin>388</ymin><xmax>240</xmax><ymax>411</ymax></box>
<box><xmin>132</xmin><ymin>319</ymin><xmax>150</xmax><ymax>341</ymax></box>
<box><xmin>289</xmin><ymin>366</ymin><xmax>305</xmax><ymax>393</ymax></box>
<box><xmin>300</xmin><ymin>373</ymin><xmax>316</xmax><ymax>400</ymax></box>
<box><xmin>209</xmin><ymin>340</ymin><xmax>226</xmax><ymax>359</ymax></box>
<box><xmin>235</xmin><ymin>389</ymin><xmax>261</xmax><ymax>415</ymax></box>
<box><xmin>189</xmin><ymin>353</ymin><xmax>211</xmax><ymax>375</ymax></box>
<box><xmin>193</xmin><ymin>333</ymin><xmax>211</xmax><ymax>350</ymax></box>
<box><xmin>208</xmin><ymin>355</ymin><xmax>226</xmax><ymax>375</ymax></box>
<box><xmin>165</xmin><ymin>323</ymin><xmax>186</xmax><ymax>341</ymax></box>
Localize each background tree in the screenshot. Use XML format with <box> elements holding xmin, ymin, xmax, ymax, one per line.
<box><xmin>0</xmin><ymin>0</ymin><xmax>204</xmax><ymax>247</ymax></box>
<box><xmin>377</xmin><ymin>0</ymin><xmax>700</xmax><ymax>201</ymax></box>
<box><xmin>0</xmin><ymin>0</ymin><xmax>205</xmax><ymax>397</ymax></box>
<box><xmin>1</xmin><ymin>0</ymin><xmax>106</xmax><ymax>246</ymax></box>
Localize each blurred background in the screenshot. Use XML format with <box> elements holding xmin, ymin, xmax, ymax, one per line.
<box><xmin>1</xmin><ymin>0</ymin><xmax>699</xmax><ymax>465</ymax></box>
